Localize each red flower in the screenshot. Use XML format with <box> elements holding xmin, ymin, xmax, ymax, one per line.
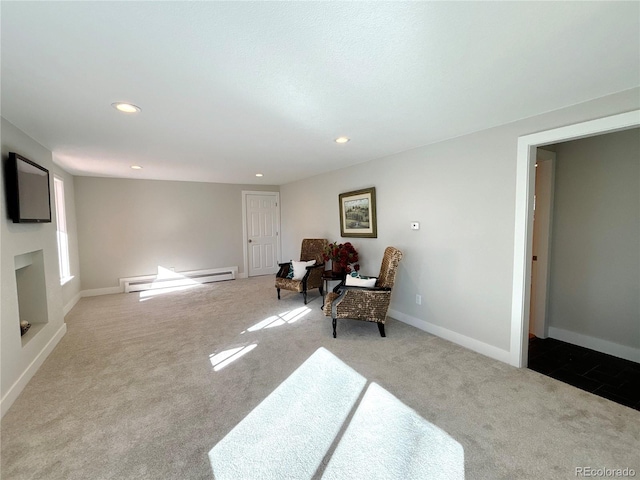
<box><xmin>323</xmin><ymin>241</ymin><xmax>360</xmax><ymax>271</ymax></box>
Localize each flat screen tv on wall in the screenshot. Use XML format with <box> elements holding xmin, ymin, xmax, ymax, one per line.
<box><xmin>7</xmin><ymin>152</ymin><xmax>52</xmax><ymax>223</ymax></box>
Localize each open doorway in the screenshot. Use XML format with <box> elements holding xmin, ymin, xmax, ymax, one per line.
<box><xmin>510</xmin><ymin>110</ymin><xmax>639</xmax><ymax>369</ymax></box>
<box><xmin>525</xmin><ymin>130</ymin><xmax>640</xmax><ymax>410</ymax></box>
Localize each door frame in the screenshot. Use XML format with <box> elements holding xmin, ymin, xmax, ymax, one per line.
<box><xmin>510</xmin><ymin>110</ymin><xmax>639</xmax><ymax>368</ymax></box>
<box><xmin>529</xmin><ymin>149</ymin><xmax>555</xmax><ymax>339</ymax></box>
<box><xmin>241</xmin><ymin>191</ymin><xmax>281</xmax><ymax>278</ymax></box>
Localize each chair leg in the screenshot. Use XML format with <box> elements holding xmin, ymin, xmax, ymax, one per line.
<box><xmin>277</xmin><ymin>288</ymin><xmax>281</xmax><ymax>300</ymax></box>
<box><xmin>319</xmin><ymin>285</ymin><xmax>324</xmax><ymax>296</ymax></box>
<box><xmin>377</xmin><ymin>323</ymin><xmax>386</xmax><ymax>337</ymax></box>
<box><xmin>332</xmin><ymin>318</ymin><xmax>337</xmax><ymax>338</ymax></box>
<box><xmin>303</xmin><ymin>291</ymin><xmax>308</xmax><ymax>304</ymax></box>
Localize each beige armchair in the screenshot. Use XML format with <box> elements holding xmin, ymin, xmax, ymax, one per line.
<box><xmin>323</xmin><ymin>246</ymin><xmax>403</xmax><ymax>337</ymax></box>
<box><xmin>275</xmin><ymin>239</ymin><xmax>328</xmax><ymax>304</ymax></box>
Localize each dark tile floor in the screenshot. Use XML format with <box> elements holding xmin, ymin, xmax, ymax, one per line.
<box><xmin>528</xmin><ymin>337</ymin><xmax>640</xmax><ymax>411</ymax></box>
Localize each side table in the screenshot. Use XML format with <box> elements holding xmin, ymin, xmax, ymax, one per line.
<box><xmin>321</xmin><ymin>270</ymin><xmax>345</xmax><ymax>309</ymax></box>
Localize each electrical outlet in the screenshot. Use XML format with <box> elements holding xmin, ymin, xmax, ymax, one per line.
<box><xmin>411</xmin><ymin>222</ymin><xmax>420</xmax><ymax>230</ymax></box>
<box><xmin>416</xmin><ymin>294</ymin><xmax>422</xmax><ymax>305</ymax></box>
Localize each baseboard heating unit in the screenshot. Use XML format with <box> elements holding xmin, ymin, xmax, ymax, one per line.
<box><xmin>119</xmin><ymin>266</ymin><xmax>238</xmax><ymax>293</ymax></box>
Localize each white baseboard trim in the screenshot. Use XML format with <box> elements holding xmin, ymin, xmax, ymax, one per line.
<box><xmin>1</xmin><ymin>323</ymin><xmax>67</xmax><ymax>418</ymax></box>
<box><xmin>119</xmin><ymin>266</ymin><xmax>237</xmax><ymax>293</ymax></box>
<box><xmin>81</xmin><ymin>286</ymin><xmax>122</xmax><ymax>297</ymax></box>
<box><xmin>80</xmin><ymin>276</ymin><xmax>250</xmax><ymax>299</ymax></box>
<box><xmin>388</xmin><ymin>309</ymin><xmax>512</xmax><ymax>365</ymax></box>
<box><xmin>548</xmin><ymin>327</ymin><xmax>640</xmax><ymax>363</ymax></box>
<box><xmin>63</xmin><ymin>292</ymin><xmax>81</xmax><ymax>316</ymax></box>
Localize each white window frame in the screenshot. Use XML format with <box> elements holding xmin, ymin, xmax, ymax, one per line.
<box><xmin>54</xmin><ymin>176</ymin><xmax>72</xmax><ymax>284</ymax></box>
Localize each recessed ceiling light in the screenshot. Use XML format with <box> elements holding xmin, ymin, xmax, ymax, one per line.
<box><xmin>112</xmin><ymin>102</ymin><xmax>141</xmax><ymax>113</ymax></box>
<box><xmin>130</xmin><ymin>165</ymin><xmax>143</xmax><ymax>170</ymax></box>
<box><xmin>335</xmin><ymin>136</ymin><xmax>350</xmax><ymax>144</ymax></box>
<box><xmin>255</xmin><ymin>173</ymin><xmax>264</xmax><ymax>177</ymax></box>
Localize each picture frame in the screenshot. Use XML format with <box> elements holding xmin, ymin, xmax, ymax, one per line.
<box><xmin>339</xmin><ymin>187</ymin><xmax>377</xmax><ymax>238</ymax></box>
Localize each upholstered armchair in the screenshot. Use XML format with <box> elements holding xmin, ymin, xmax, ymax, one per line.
<box><xmin>275</xmin><ymin>239</ymin><xmax>328</xmax><ymax>304</ymax></box>
<box><xmin>323</xmin><ymin>246</ymin><xmax>403</xmax><ymax>337</ymax></box>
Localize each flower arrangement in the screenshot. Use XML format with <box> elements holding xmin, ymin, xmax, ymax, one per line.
<box><xmin>323</xmin><ymin>241</ymin><xmax>360</xmax><ymax>273</ymax></box>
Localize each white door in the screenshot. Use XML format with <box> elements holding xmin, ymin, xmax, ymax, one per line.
<box><xmin>245</xmin><ymin>193</ymin><xmax>279</xmax><ymax>277</ymax></box>
<box><xmin>529</xmin><ymin>149</ymin><xmax>555</xmax><ymax>338</ymax></box>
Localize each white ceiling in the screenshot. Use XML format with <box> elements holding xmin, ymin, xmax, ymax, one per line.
<box><xmin>2</xmin><ymin>2</ymin><xmax>639</xmax><ymax>185</ymax></box>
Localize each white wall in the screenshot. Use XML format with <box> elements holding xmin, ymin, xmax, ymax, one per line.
<box><xmin>280</xmin><ymin>88</ymin><xmax>640</xmax><ymax>361</ymax></box>
<box><xmin>547</xmin><ymin>128</ymin><xmax>639</xmax><ymax>354</ymax></box>
<box><xmin>74</xmin><ymin>177</ymin><xmax>279</xmax><ymax>290</ymax></box>
<box><xmin>1</xmin><ymin>117</ymin><xmax>80</xmax><ymax>416</ymax></box>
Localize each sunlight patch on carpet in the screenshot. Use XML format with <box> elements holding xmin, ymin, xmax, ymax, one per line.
<box><xmin>139</xmin><ymin>284</ymin><xmax>202</xmax><ymax>301</ymax></box>
<box><xmin>245</xmin><ymin>306</ymin><xmax>311</xmax><ymax>332</ymax></box>
<box><xmin>209</xmin><ymin>348</ymin><xmax>366</xmax><ymax>479</ymax></box>
<box><xmin>208</xmin><ymin>347</ymin><xmax>465</xmax><ymax>479</ymax></box>
<box><xmin>323</xmin><ymin>382</ymin><xmax>464</xmax><ymax>479</ymax></box>
<box><xmin>209</xmin><ymin>344</ymin><xmax>258</xmax><ymax>372</ymax></box>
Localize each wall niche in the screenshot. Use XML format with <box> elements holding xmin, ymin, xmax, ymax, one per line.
<box><xmin>15</xmin><ymin>250</ymin><xmax>49</xmax><ymax>346</ymax></box>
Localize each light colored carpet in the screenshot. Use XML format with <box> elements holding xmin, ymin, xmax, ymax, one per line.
<box><xmin>321</xmin><ymin>380</ymin><xmax>464</xmax><ymax>480</ymax></box>
<box><xmin>209</xmin><ymin>347</ymin><xmax>464</xmax><ymax>480</ymax></box>
<box><xmin>1</xmin><ymin>275</ymin><xmax>638</xmax><ymax>479</ymax></box>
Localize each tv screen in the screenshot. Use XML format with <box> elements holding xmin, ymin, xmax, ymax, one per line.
<box><xmin>8</xmin><ymin>152</ymin><xmax>52</xmax><ymax>223</ymax></box>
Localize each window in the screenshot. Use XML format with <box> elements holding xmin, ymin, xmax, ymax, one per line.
<box><xmin>53</xmin><ymin>176</ymin><xmax>71</xmax><ymax>283</ymax></box>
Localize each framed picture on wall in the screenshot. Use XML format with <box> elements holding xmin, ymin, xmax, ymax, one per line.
<box><xmin>339</xmin><ymin>187</ymin><xmax>377</xmax><ymax>238</ymax></box>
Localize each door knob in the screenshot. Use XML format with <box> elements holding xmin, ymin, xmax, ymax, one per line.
<box><xmin>248</xmin><ymin>239</ymin><xmax>252</xmax><ymax>243</ymax></box>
